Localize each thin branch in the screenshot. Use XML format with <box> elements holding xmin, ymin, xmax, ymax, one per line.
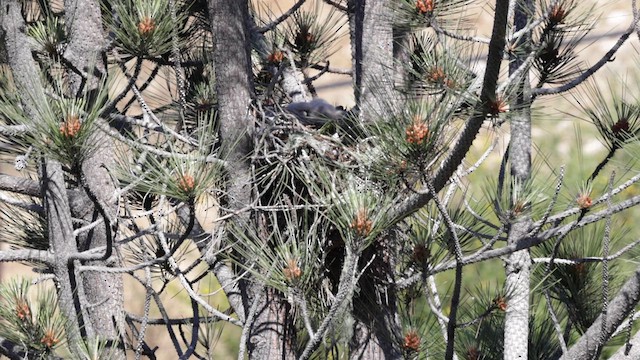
<box><xmin>96</xmin><ymin>120</ymin><xmax>226</xmax><ymax>166</ymax></box>
<box><xmin>529</xmin><ymin>166</ymin><xmax>565</xmax><ymax>237</ymax></box>
<box><xmin>179</xmin><ymin>298</ymin><xmax>199</xmax><ymax>360</ymax></box>
<box><xmin>544</xmin><ymin>291</ymin><xmax>568</xmax><ymax>354</ymax></box>
<box><xmin>530</xmin><ymin>171</ymin><xmax>640</xmax><ymax>234</ymax></box>
<box><xmin>398</xmin><ymin>194</ymin><xmax>640</xmax><ymax>288</ymax></box>
<box><xmin>533</xmin><ymin>24</ymin><xmax>635</xmax><ymax>97</ymax></box>
<box><xmin>237</xmin><ymin>282</ymin><xmax>265</xmax><ymax>360</ymax></box>
<box><xmin>597</xmin><ymin>172</ymin><xmax>616</xmax><ymax>357</ymax></box>
<box><xmin>425</xmin><ymin>275</ymin><xmax>450</xmax><ymax>340</ymax></box>
<box><xmin>0</xmin><ymin>174</ymin><xmax>41</xmax><ymax>197</ymax></box>
<box><xmin>532</xmin><ymin>237</ymin><xmax>640</xmax><ymax>265</ymax></box>
<box><xmin>309</xmin><ymin>62</ymin><xmax>352</xmax><ymax>75</ymax></box>
<box><xmin>432</xmin><ymin>22</ymin><xmax>490</xmax><ymax>44</ymax></box>
<box><xmin>257</xmin><ymin>0</ymin><xmax>307</xmax><ymax>33</ymax></box>
<box><xmin>134</xmin><ymin>267</ymin><xmax>153</xmax><ymax>360</ymax></box>
<box><xmin>158</xmin><ymin>230</ymin><xmax>242</xmax><ymax>327</ymax></box>
<box><xmin>0</xmin><ymin>248</ymin><xmax>52</xmax><ymax>263</ymax></box>
<box><xmin>323</xmin><ymin>0</ymin><xmax>347</xmax><ymax>12</ymax></box>
<box><xmin>0</xmin><ymin>192</ymin><xmax>43</xmax><ymax>213</ymax></box>
<box><xmin>560</xmin><ymin>263</ymin><xmax>640</xmax><ymax>359</ymax></box>
<box><xmin>0</xmin><ymin>124</ymin><xmax>28</xmax><ymax>135</ymax></box>
<box><xmin>299</xmin><ymin>251</ymin><xmax>359</xmax><ymax>360</ymax></box>
<box><xmin>425</xmin><ymin>180</ymin><xmax>463</xmax><ymax>360</ymax></box>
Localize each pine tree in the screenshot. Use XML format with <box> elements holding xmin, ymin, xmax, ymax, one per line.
<box><xmin>0</xmin><ymin>0</ymin><xmax>640</xmax><ymax>358</ymax></box>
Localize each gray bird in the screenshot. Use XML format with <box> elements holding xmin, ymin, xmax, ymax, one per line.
<box><xmin>285</xmin><ymin>98</ymin><xmax>346</xmax><ymax>127</ymax></box>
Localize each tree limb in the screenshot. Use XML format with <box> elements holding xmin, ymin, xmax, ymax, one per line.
<box><xmin>561</xmin><ymin>264</ymin><xmax>640</xmax><ymax>359</ymax></box>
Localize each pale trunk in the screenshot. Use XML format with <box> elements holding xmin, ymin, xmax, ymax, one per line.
<box><xmin>503</xmin><ymin>1</ymin><xmax>533</xmax><ymax>359</ymax></box>
<box><xmin>208</xmin><ymin>1</ymin><xmax>296</xmax><ymax>358</ymax></box>
<box><xmin>347</xmin><ymin>1</ymin><xmax>402</xmax><ymax>358</ymax></box>
<box><xmin>64</xmin><ymin>0</ymin><xmax>125</xmax><ymax>355</ymax></box>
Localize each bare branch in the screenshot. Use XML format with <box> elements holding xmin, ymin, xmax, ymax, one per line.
<box><xmin>257</xmin><ymin>0</ymin><xmax>307</xmax><ymax>33</ymax></box>
<box><xmin>0</xmin><ymin>174</ymin><xmax>41</xmax><ymax>197</ymax></box>
<box><xmin>0</xmin><ymin>249</ymin><xmax>52</xmax><ymax>263</ymax></box>
<box><xmin>533</xmin><ymin>24</ymin><xmax>635</xmax><ymax>97</ymax></box>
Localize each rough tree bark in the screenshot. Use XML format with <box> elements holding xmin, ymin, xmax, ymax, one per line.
<box><xmin>2</xmin><ymin>0</ymin><xmax>125</xmax><ymax>356</ymax></box>
<box><xmin>2</xmin><ymin>2</ymin><xmax>86</xmax><ymax>356</ymax></box>
<box><xmin>208</xmin><ymin>1</ymin><xmax>297</xmax><ymax>358</ymax></box>
<box><xmin>503</xmin><ymin>0</ymin><xmax>534</xmax><ymax>358</ymax></box>
<box><xmin>561</xmin><ymin>265</ymin><xmax>640</xmax><ymax>359</ymax></box>
<box><xmin>64</xmin><ymin>0</ymin><xmax>125</xmax><ymax>355</ymax></box>
<box><xmin>346</xmin><ymin>1</ymin><xmax>403</xmax><ymax>359</ymax></box>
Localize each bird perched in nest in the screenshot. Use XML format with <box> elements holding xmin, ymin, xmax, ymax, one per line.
<box><xmin>285</xmin><ymin>98</ymin><xmax>346</xmax><ymax>127</ymax></box>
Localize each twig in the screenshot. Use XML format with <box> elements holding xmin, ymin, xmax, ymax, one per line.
<box><xmin>597</xmin><ymin>172</ymin><xmax>616</xmax><ymax>357</ymax></box>
<box><xmin>533</xmin><ymin>24</ymin><xmax>634</xmax><ymax>97</ymax></box>
<box><xmin>237</xmin><ymin>282</ymin><xmax>266</xmax><ymax>360</ymax></box>
<box><xmin>134</xmin><ymin>267</ymin><xmax>153</xmax><ymax>360</ymax></box>
<box><xmin>257</xmin><ymin>0</ymin><xmax>307</xmax><ymax>33</ymax></box>
<box><xmin>0</xmin><ymin>192</ymin><xmax>43</xmax><ymax>213</ymax></box>
<box><xmin>0</xmin><ymin>249</ymin><xmax>52</xmax><ymax>263</ymax></box>
<box><xmin>398</xmin><ymin>194</ymin><xmax>640</xmax><ymax>288</ymax></box>
<box><xmin>323</xmin><ymin>0</ymin><xmax>347</xmax><ymax>12</ymax></box>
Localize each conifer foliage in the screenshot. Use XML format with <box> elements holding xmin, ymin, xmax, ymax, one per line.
<box><xmin>1</xmin><ymin>0</ymin><xmax>640</xmax><ymax>358</ymax></box>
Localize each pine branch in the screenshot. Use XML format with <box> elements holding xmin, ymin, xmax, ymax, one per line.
<box><xmin>257</xmin><ymin>0</ymin><xmax>307</xmax><ymax>33</ymax></box>
<box><xmin>561</xmin><ymin>263</ymin><xmax>640</xmax><ymax>359</ymax></box>
<box><xmin>0</xmin><ymin>249</ymin><xmax>52</xmax><ymax>263</ymax></box>
<box><xmin>0</xmin><ymin>174</ymin><xmax>42</xmax><ymax>197</ymax></box>
<box><xmin>0</xmin><ymin>192</ymin><xmax>43</xmax><ymax>213</ymax></box>
<box><xmin>398</xmin><ymin>194</ymin><xmax>640</xmax><ymax>287</ymax></box>
<box><xmin>532</xmin><ymin>23</ymin><xmax>635</xmax><ymax>98</ymax></box>
<box><xmin>389</xmin><ymin>0</ymin><xmax>510</xmax><ymax>222</ymax></box>
<box><xmin>299</xmin><ymin>251</ymin><xmax>360</xmax><ymax>359</ymax></box>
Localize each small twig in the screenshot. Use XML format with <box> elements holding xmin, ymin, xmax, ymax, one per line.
<box><xmin>73</xmin><ymin>218</ymin><xmax>105</xmax><ymax>237</ymax></box>
<box><xmin>0</xmin><ymin>192</ymin><xmax>43</xmax><ymax>213</ymax></box>
<box><xmin>425</xmin><ymin>275</ymin><xmax>450</xmax><ymax>339</ymax></box>
<box><xmin>257</xmin><ymin>0</ymin><xmax>307</xmax><ymax>33</ymax></box>
<box><xmin>134</xmin><ymin>267</ymin><xmax>153</xmax><ymax>360</ymax></box>
<box><xmin>294</xmin><ymin>289</ymin><xmax>316</xmax><ymax>338</ymax></box>
<box><xmin>529</xmin><ymin>166</ymin><xmax>565</xmax><ymax>237</ymax></box>
<box><xmin>545</xmin><ymin>291</ymin><xmax>569</xmax><ymax>354</ymax></box>
<box><xmin>533</xmin><ymin>24</ymin><xmax>634</xmax><ymax>97</ymax></box>
<box><xmin>299</xmin><ymin>251</ymin><xmax>359</xmax><ymax>360</ymax></box>
<box><xmin>597</xmin><ymin>172</ymin><xmax>616</xmax><ymax>356</ymax></box>
<box><xmin>323</xmin><ymin>0</ymin><xmax>347</xmax><ymax>12</ymax></box>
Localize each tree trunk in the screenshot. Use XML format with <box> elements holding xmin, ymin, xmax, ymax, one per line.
<box><xmin>208</xmin><ymin>1</ymin><xmax>296</xmax><ymax>358</ymax></box>
<box><xmin>42</xmin><ymin>160</ymin><xmax>84</xmax><ymax>357</ymax></box>
<box><xmin>347</xmin><ymin>1</ymin><xmax>402</xmax><ymax>358</ymax></box>
<box><xmin>503</xmin><ymin>1</ymin><xmax>534</xmax><ymax>359</ymax></box>
<box><xmin>63</xmin><ymin>1</ymin><xmax>126</xmax><ymax>355</ymax></box>
<box><xmin>349</xmin><ymin>0</ymin><xmax>396</xmax><ymax>121</ymax></box>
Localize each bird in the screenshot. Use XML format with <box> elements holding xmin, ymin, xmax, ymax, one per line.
<box><xmin>285</xmin><ymin>98</ymin><xmax>346</xmax><ymax>127</ymax></box>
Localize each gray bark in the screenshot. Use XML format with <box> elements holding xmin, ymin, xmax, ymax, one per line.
<box><xmin>503</xmin><ymin>218</ymin><xmax>531</xmax><ymax>360</ymax></box>
<box><xmin>208</xmin><ymin>1</ymin><xmax>295</xmax><ymax>358</ymax></box>
<box><xmin>503</xmin><ymin>0</ymin><xmax>534</xmax><ymax>357</ymax></box>
<box><xmin>1</xmin><ymin>3</ymin><xmax>85</xmax><ymax>356</ymax></box>
<box><xmin>42</xmin><ymin>159</ymin><xmax>84</xmax><ymax>356</ymax></box>
<box><xmin>349</xmin><ymin>0</ymin><xmax>395</xmax><ymax>123</ymax></box>
<box><xmin>561</xmin><ymin>265</ymin><xmax>640</xmax><ymax>359</ymax></box>
<box><xmin>0</xmin><ymin>0</ymin><xmax>47</xmax><ymax>114</ymax></box>
<box><xmin>63</xmin><ymin>0</ymin><xmax>106</xmax><ymax>91</ymax></box>
<box><xmin>64</xmin><ymin>0</ymin><xmax>125</xmax><ymax>355</ymax></box>
<box><xmin>346</xmin><ymin>1</ymin><xmax>402</xmax><ymax>358</ymax></box>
